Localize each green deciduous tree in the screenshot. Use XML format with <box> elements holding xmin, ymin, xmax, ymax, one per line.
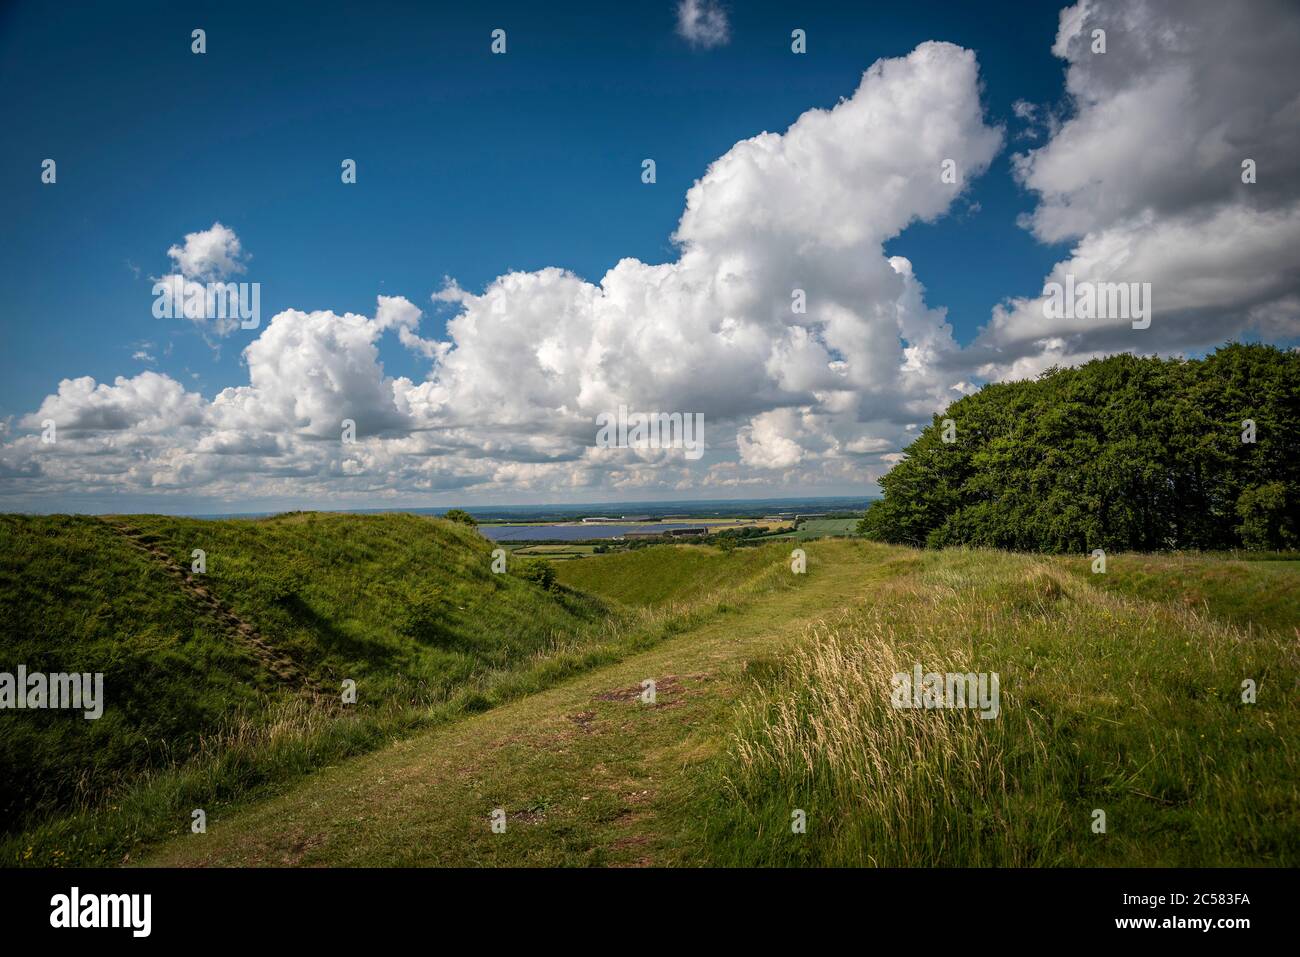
<box><xmin>860</xmin><ymin>344</ymin><xmax>1300</xmax><ymax>552</ymax></box>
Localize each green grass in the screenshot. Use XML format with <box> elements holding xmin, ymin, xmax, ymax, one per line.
<box><xmin>552</xmin><ymin>541</ymin><xmax>797</xmax><ymax>607</ymax></box>
<box><xmin>1056</xmin><ymin>552</ymin><xmax>1300</xmax><ymax>636</ymax></box>
<box><xmin>795</xmin><ymin>517</ymin><xmax>861</xmax><ymax>538</ymax></box>
<box><xmin>763</xmin><ymin>517</ymin><xmax>862</xmax><ymax>541</ymax></box>
<box><xmin>138</xmin><ymin>541</ymin><xmax>1298</xmax><ymax>868</ymax></box>
<box><xmin>0</xmin><ymin>511</ymin><xmax>614</xmax><ymax>858</ymax></box>
<box><xmin>112</xmin><ymin>511</ymin><xmax>610</xmax><ymax>691</ymax></box>
<box><xmin>686</xmin><ymin>549</ymin><xmax>1300</xmax><ymax>866</ymax></box>
<box><xmin>0</xmin><ymin>514</ymin><xmax>598</xmax><ymax>858</ymax></box>
<box><xmin>6</xmin><ymin>521</ymin><xmax>1297</xmax><ymax>868</ymax></box>
<box><xmin>131</xmin><ymin>539</ymin><xmax>871</xmax><ymax>866</ymax></box>
<box><xmin>0</xmin><ymin>515</ymin><xmax>272</xmax><ymax>829</ymax></box>
<box><xmin>511</xmin><ymin>544</ymin><xmax>601</xmax><ymax>559</ymax></box>
<box><xmin>1</xmin><ymin>517</ymin><xmax>814</xmax><ymax>866</ymax></box>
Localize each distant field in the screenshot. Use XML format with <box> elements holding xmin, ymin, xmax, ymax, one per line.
<box><xmin>764</xmin><ymin>517</ymin><xmax>862</xmax><ymax>540</ymax></box>
<box><xmin>481</xmin><ymin>519</ymin><xmax>781</xmax><ymax>544</ymax></box>
<box><xmin>511</xmin><ymin>544</ymin><xmax>600</xmax><ymax>559</ymax></box>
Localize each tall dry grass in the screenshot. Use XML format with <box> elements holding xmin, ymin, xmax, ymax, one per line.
<box><xmin>696</xmin><ymin>552</ymin><xmax>1299</xmax><ymax>866</ymax></box>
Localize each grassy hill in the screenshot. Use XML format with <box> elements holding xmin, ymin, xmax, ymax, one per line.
<box><xmin>552</xmin><ymin>541</ymin><xmax>795</xmax><ymax>607</ymax></box>
<box><xmin>0</xmin><ymin>515</ymin><xmax>273</xmax><ymax>832</ymax></box>
<box><xmin>0</xmin><ymin>511</ymin><xmax>630</xmax><ymax>856</ymax></box>
<box><xmin>110</xmin><ymin>511</ymin><xmax>608</xmax><ymax>690</ymax></box>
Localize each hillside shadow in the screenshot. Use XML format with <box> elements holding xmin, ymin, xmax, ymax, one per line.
<box><xmin>281</xmin><ymin>593</ymin><xmax>399</xmax><ymax>667</ymax></box>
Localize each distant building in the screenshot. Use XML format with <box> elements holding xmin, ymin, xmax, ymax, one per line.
<box><xmin>795</xmin><ymin>513</ymin><xmax>827</xmax><ymax>521</ymax></box>
<box><xmin>582</xmin><ymin>515</ymin><xmax>659</xmax><ymax>523</ymax></box>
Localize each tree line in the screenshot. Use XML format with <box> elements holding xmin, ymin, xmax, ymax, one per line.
<box><xmin>859</xmin><ymin>343</ymin><xmax>1299</xmax><ymax>552</ymax></box>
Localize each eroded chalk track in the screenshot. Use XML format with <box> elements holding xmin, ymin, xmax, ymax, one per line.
<box><xmin>100</xmin><ymin>518</ymin><xmax>319</xmax><ymax>691</ymax></box>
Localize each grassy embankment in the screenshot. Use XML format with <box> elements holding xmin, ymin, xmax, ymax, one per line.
<box><xmin>1</xmin><ymin>514</ymin><xmax>800</xmax><ymax>866</ymax></box>
<box><xmin>552</xmin><ymin>542</ymin><xmax>792</xmax><ymax>607</ymax></box>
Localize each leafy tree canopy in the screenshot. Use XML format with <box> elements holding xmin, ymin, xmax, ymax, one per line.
<box><xmin>859</xmin><ymin>343</ymin><xmax>1300</xmax><ymax>552</ymax></box>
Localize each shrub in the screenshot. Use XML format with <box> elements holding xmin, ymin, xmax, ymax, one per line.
<box><xmin>514</xmin><ymin>558</ymin><xmax>557</xmax><ymax>590</ymax></box>
<box><xmin>397</xmin><ymin>588</ymin><xmax>452</xmax><ymax>644</ymax></box>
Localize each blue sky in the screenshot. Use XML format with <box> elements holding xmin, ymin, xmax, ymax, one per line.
<box><xmin>1</xmin><ymin>0</ymin><xmax>1063</xmax><ymax>413</ymax></box>
<box><xmin>2</xmin><ymin>0</ymin><xmax>1296</xmax><ymax>512</ymax></box>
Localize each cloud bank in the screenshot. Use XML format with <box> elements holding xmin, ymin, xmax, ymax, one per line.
<box><xmin>973</xmin><ymin>0</ymin><xmax>1300</xmax><ymax>380</ymax></box>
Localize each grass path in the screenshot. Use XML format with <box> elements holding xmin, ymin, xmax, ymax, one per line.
<box><xmin>141</xmin><ymin>541</ymin><xmax>916</xmax><ymax>867</ymax></box>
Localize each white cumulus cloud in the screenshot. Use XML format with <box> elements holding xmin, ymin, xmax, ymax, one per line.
<box><xmin>0</xmin><ymin>40</ymin><xmax>1071</xmax><ymax>508</ymax></box>
<box><xmin>166</xmin><ymin>222</ymin><xmax>247</xmax><ymax>281</ymax></box>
